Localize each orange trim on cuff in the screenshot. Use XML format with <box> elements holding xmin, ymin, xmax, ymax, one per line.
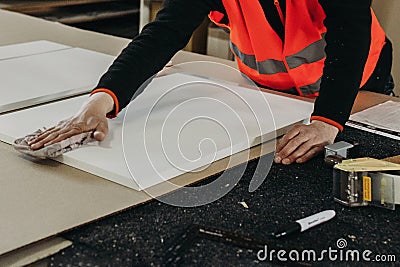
<box><xmin>310</xmin><ymin>116</ymin><xmax>344</xmax><ymax>132</ymax></box>
<box><xmin>91</xmin><ymin>88</ymin><xmax>120</xmax><ymax>118</ymax></box>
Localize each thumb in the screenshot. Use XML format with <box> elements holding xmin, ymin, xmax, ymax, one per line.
<box><xmin>93</xmin><ymin>121</ymin><xmax>109</xmax><ymax>141</ymax></box>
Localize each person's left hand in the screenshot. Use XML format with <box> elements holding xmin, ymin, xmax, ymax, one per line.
<box><xmin>274</xmin><ymin>120</ymin><xmax>339</xmax><ymax>165</ymax></box>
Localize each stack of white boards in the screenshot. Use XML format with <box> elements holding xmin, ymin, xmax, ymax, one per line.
<box><xmin>0</xmin><ymin>62</ymin><xmax>314</xmax><ymax>190</ymax></box>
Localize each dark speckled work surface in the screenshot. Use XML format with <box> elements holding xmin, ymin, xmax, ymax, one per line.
<box><xmin>48</xmin><ymin>127</ymin><xmax>400</xmax><ymax>266</ymax></box>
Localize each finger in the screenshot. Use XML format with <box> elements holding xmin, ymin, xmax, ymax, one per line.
<box><xmin>30</xmin><ymin>126</ymin><xmax>73</xmax><ymax>148</ymax></box>
<box><xmin>276</xmin><ymin>126</ymin><xmax>301</xmax><ymax>153</ymax></box>
<box><xmin>281</xmin><ymin>140</ymin><xmax>315</xmax><ymax>165</ymax></box>
<box><xmin>56</xmin><ymin>119</ymin><xmax>70</xmax><ymax>127</ymax></box>
<box><xmin>28</xmin><ymin>126</ymin><xmax>57</xmax><ymax>145</ymax></box>
<box><xmin>43</xmin><ymin>128</ymin><xmax>82</xmax><ymax>147</ymax></box>
<box><xmin>276</xmin><ymin>133</ymin><xmax>309</xmax><ymax>163</ymax></box>
<box><xmin>30</xmin><ymin>131</ymin><xmax>62</xmax><ymax>150</ymax></box>
<box><xmin>296</xmin><ymin>146</ymin><xmax>324</xmax><ymax>164</ymax></box>
<box><xmin>39</xmin><ymin>126</ymin><xmax>57</xmax><ymax>136</ymax></box>
<box><xmin>275</xmin><ymin>127</ymin><xmax>302</xmax><ymax>163</ymax></box>
<box><xmin>93</xmin><ymin>121</ymin><xmax>109</xmax><ymax>141</ymax></box>
<box><xmin>36</xmin><ymin>122</ymin><xmax>88</xmax><ymax>148</ymax></box>
<box><xmin>32</xmin><ymin>132</ymin><xmax>64</xmax><ymax>149</ymax></box>
<box><xmin>30</xmin><ymin>119</ymin><xmax>80</xmax><ymax>145</ymax></box>
<box><xmin>30</xmin><ymin>125</ymin><xmax>71</xmax><ymax>145</ymax></box>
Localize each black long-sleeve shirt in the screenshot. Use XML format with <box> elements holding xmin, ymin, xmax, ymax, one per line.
<box><xmin>95</xmin><ymin>0</ymin><xmax>390</xmax><ymax>128</ymax></box>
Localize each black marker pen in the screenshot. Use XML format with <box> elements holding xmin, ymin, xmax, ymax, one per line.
<box><xmin>273</xmin><ymin>210</ymin><xmax>336</xmax><ymax>238</ymax></box>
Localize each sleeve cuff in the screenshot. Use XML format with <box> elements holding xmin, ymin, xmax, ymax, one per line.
<box><xmin>310</xmin><ymin>115</ymin><xmax>344</xmax><ymax>132</ymax></box>
<box><xmin>90</xmin><ymin>88</ymin><xmax>120</xmax><ymax>119</ymax></box>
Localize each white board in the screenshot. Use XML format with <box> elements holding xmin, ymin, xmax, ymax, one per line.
<box><xmin>0</xmin><ymin>73</ymin><xmax>313</xmax><ymax>190</ymax></box>
<box><xmin>0</xmin><ymin>42</ymin><xmax>115</xmax><ymax>113</ymax></box>
<box><xmin>0</xmin><ymin>40</ymin><xmax>70</xmax><ymax>60</ymax></box>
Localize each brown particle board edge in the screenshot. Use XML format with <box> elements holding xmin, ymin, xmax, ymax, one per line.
<box><xmin>0</xmin><ymin>237</ymin><xmax>72</xmax><ymax>266</ymax></box>
<box><xmin>383</xmin><ymin>155</ymin><xmax>400</xmax><ymax>165</ymax></box>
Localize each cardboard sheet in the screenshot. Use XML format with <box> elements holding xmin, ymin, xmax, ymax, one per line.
<box><xmin>0</xmin><ymin>42</ymin><xmax>115</xmax><ymax>113</ymax></box>
<box><xmin>0</xmin><ymin>73</ymin><xmax>313</xmax><ymax>190</ymax></box>
<box><xmin>0</xmin><ymin>130</ymin><xmax>276</xmax><ymax>256</ymax></box>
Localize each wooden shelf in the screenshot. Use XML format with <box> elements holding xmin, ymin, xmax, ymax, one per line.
<box><xmin>45</xmin><ymin>9</ymin><xmax>139</xmax><ymax>24</ymax></box>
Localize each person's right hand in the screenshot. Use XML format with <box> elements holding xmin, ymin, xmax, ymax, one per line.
<box><xmin>29</xmin><ymin>92</ymin><xmax>115</xmax><ymax>150</ymax></box>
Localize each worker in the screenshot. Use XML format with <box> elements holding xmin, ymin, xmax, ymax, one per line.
<box><xmin>28</xmin><ymin>0</ymin><xmax>393</xmax><ymax>165</ymax></box>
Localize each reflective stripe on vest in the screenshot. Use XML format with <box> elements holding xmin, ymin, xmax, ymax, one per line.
<box><xmin>230</xmin><ymin>42</ymin><xmax>287</xmax><ymax>74</ymax></box>
<box><xmin>230</xmin><ymin>37</ymin><xmax>326</xmax><ymax>75</ymax></box>
<box><xmin>300</xmin><ymin>78</ymin><xmax>321</xmax><ymax>95</ymax></box>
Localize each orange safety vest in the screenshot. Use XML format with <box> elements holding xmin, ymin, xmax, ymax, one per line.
<box><xmin>209</xmin><ymin>0</ymin><xmax>386</xmax><ymax>96</ymax></box>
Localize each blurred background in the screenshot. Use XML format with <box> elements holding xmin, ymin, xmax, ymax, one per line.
<box><xmin>0</xmin><ymin>0</ymin><xmax>397</xmax><ymax>95</ymax></box>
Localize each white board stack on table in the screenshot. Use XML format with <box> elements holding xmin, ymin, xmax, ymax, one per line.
<box><xmin>0</xmin><ymin>41</ymin><xmax>314</xmax><ymax>190</ymax></box>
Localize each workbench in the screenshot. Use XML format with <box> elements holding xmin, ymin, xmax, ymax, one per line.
<box><xmin>0</xmin><ymin>10</ymin><xmax>399</xmax><ymax>266</ymax></box>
